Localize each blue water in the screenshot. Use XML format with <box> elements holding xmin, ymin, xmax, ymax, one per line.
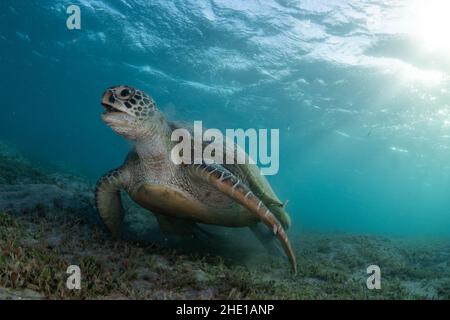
<box><xmin>1</xmin><ymin>1</ymin><xmax>449</xmax><ymax>236</ymax></box>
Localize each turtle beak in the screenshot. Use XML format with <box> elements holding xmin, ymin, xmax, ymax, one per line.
<box><xmin>101</xmin><ymin>90</ymin><xmax>114</xmax><ymax>112</ymax></box>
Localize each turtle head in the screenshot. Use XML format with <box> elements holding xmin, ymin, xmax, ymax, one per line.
<box><xmin>101</xmin><ymin>85</ymin><xmax>159</xmax><ymax>140</ymax></box>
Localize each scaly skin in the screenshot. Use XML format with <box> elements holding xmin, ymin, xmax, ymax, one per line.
<box><xmin>96</xmin><ymin>85</ymin><xmax>297</xmax><ymax>272</ymax></box>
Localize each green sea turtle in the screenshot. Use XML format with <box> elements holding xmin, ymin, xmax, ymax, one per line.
<box><xmin>95</xmin><ymin>85</ymin><xmax>297</xmax><ymax>272</ymax></box>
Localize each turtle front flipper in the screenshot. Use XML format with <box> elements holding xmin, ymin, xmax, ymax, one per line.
<box><xmin>189</xmin><ymin>163</ymin><xmax>297</xmax><ymax>273</ymax></box>
<box><xmin>95</xmin><ymin>167</ymin><xmax>129</xmax><ymax>238</ymax></box>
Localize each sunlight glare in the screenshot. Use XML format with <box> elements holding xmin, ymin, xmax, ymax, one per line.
<box><xmin>404</xmin><ymin>66</ymin><xmax>443</xmax><ymax>85</ymax></box>
<box><xmin>413</xmin><ymin>0</ymin><xmax>450</xmax><ymax>53</ymax></box>
<box><xmin>400</xmin><ymin>62</ymin><xmax>444</xmax><ymax>86</ymax></box>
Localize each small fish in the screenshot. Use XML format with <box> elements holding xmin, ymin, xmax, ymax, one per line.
<box><xmin>390</xmin><ymin>146</ymin><xmax>409</xmax><ymax>153</ymax></box>
<box><xmin>335</xmin><ymin>130</ymin><xmax>350</xmax><ymax>138</ymax></box>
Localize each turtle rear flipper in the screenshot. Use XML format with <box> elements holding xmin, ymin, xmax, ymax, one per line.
<box><xmin>155</xmin><ymin>214</ymin><xmax>212</xmax><ymax>239</ymax></box>
<box><xmin>189</xmin><ymin>163</ymin><xmax>297</xmax><ymax>274</ymax></box>
<box><xmin>250</xmin><ymin>223</ymin><xmax>284</xmax><ymax>257</ymax></box>
<box><xmin>225</xmin><ymin>163</ymin><xmax>291</xmax><ymax>230</ymax></box>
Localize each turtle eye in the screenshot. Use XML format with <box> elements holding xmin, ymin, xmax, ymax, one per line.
<box><xmin>120</xmin><ymin>89</ymin><xmax>130</xmax><ymax>97</ymax></box>
<box><xmin>115</xmin><ymin>87</ymin><xmax>135</xmax><ymax>100</ymax></box>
